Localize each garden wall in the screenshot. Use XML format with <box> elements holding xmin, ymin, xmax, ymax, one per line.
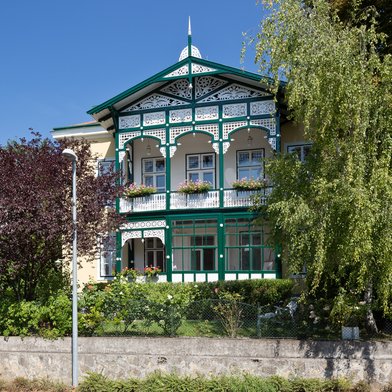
<box><xmin>0</xmin><ymin>337</ymin><xmax>391</xmax><ymax>386</ymax></box>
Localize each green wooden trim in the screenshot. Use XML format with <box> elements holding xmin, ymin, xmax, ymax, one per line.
<box><xmin>52</xmin><ymin>122</ymin><xmax>100</xmax><ymax>131</ymax></box>
<box><xmin>87</xmin><ymin>57</ymin><xmax>283</xmax><ymax>116</ymax></box>
<box><xmin>115</xmin><ymin>231</ymin><xmax>122</xmax><ymax>273</ymax></box>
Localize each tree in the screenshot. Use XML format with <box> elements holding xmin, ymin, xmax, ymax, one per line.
<box><xmin>0</xmin><ymin>133</ymin><xmax>121</xmax><ymax>301</ymax></box>
<box><xmin>251</xmin><ymin>0</ymin><xmax>392</xmax><ymax>332</ymax></box>
<box><xmin>327</xmin><ymin>0</ymin><xmax>392</xmax><ymax>55</ymax></box>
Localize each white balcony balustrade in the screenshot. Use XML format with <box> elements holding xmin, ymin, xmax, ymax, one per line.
<box><xmin>119</xmin><ymin>189</ymin><xmax>272</xmax><ymax>213</ymax></box>
<box><xmin>170</xmin><ymin>190</ymin><xmax>220</xmax><ymax>209</ymax></box>
<box><xmin>119</xmin><ymin>193</ymin><xmax>166</xmax><ymax>213</ymax></box>
<box><xmin>223</xmin><ymin>187</ymin><xmax>272</xmax><ymax>208</ymax></box>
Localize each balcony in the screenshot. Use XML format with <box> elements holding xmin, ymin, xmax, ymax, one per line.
<box><xmin>119</xmin><ymin>188</ymin><xmax>271</xmax><ymax>214</ymax></box>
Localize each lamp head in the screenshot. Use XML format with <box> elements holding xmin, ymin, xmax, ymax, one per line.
<box><xmin>62</xmin><ymin>148</ymin><xmax>78</xmax><ymax>161</ymax></box>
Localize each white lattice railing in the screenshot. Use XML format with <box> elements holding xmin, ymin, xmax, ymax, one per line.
<box><xmin>223</xmin><ymin>188</ymin><xmax>272</xmax><ymax>208</ymax></box>
<box><xmin>170</xmin><ymin>191</ymin><xmax>220</xmax><ymax>210</ymax></box>
<box><xmin>119</xmin><ymin>193</ymin><xmax>166</xmax><ymax>213</ymax></box>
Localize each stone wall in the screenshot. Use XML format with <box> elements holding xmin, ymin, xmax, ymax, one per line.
<box><xmin>0</xmin><ymin>337</ymin><xmax>391</xmax><ymax>386</ymax></box>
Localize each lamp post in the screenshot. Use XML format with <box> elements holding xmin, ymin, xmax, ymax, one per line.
<box><xmin>62</xmin><ymin>148</ymin><xmax>78</xmax><ymax>387</ymax></box>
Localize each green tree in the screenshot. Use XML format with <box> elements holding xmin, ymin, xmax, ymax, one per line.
<box><xmin>251</xmin><ymin>0</ymin><xmax>392</xmax><ymax>332</ymax></box>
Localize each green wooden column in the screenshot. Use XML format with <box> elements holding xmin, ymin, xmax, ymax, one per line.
<box><xmin>218</xmin><ymin>214</ymin><xmax>225</xmax><ymax>281</ymax></box>
<box><xmin>116</xmin><ymin>231</ymin><xmax>122</xmax><ymax>273</ymax></box>
<box><xmin>165</xmin><ymin>220</ymin><xmax>172</xmax><ymax>282</ymax></box>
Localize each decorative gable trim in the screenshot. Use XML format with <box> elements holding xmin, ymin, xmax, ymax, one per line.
<box><xmin>195</xmin><ymin>76</ymin><xmax>227</xmax><ymax>100</ymax></box>
<box><xmin>163</xmin><ymin>65</ymin><xmax>189</xmax><ymax>78</ymax></box>
<box><xmin>199</xmin><ymin>83</ymin><xmax>270</xmax><ymax>103</ymax></box>
<box><xmin>123</xmin><ymin>94</ymin><xmax>188</xmax><ymax>112</ymax></box>
<box><xmin>161</xmin><ymin>79</ymin><xmax>192</xmax><ymax>100</ymax></box>
<box><xmin>191</xmin><ymin>63</ymin><xmax>217</xmax><ymax>74</ymax></box>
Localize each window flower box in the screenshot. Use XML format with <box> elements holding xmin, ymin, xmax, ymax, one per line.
<box><xmin>123</xmin><ymin>183</ymin><xmax>156</xmax><ymax>198</ymax></box>
<box><xmin>178</xmin><ymin>180</ymin><xmax>212</xmax><ymax>194</ymax></box>
<box><xmin>232</xmin><ymin>178</ymin><xmax>266</xmax><ymax>191</ymax></box>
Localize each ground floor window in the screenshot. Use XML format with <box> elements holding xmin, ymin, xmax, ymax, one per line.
<box><xmin>225</xmin><ymin>218</ymin><xmax>275</xmax><ymax>271</ymax></box>
<box><xmin>100</xmin><ymin>234</ymin><xmax>116</xmax><ymax>277</ymax></box>
<box><xmin>172</xmin><ymin>219</ymin><xmax>217</xmax><ymax>271</ymax></box>
<box><xmin>144</xmin><ymin>237</ymin><xmax>165</xmax><ymax>271</ymax></box>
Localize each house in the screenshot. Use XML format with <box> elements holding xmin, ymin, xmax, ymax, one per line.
<box><xmin>51</xmin><ymin>24</ymin><xmax>307</xmax><ymax>285</ymax></box>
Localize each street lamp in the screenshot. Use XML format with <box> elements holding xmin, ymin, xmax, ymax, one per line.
<box><xmin>62</xmin><ymin>148</ymin><xmax>78</xmax><ymax>387</ymax></box>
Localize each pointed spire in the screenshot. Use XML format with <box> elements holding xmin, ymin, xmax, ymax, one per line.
<box><xmin>188</xmin><ymin>16</ymin><xmax>192</xmax><ymax>36</ymax></box>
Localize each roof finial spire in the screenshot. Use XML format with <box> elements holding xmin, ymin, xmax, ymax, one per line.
<box><xmin>188</xmin><ymin>16</ymin><xmax>192</xmax><ymax>36</ymax></box>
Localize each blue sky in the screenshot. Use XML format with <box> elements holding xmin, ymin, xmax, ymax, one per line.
<box><xmin>0</xmin><ymin>0</ymin><xmax>266</xmax><ymax>145</ymax></box>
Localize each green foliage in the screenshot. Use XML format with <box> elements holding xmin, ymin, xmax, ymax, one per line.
<box><xmin>78</xmin><ymin>373</ymin><xmax>356</xmax><ymax>392</ymax></box>
<box><xmin>249</xmin><ymin>0</ymin><xmax>392</xmax><ymax>331</ymax></box>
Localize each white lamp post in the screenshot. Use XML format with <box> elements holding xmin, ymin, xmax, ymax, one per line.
<box><xmin>62</xmin><ymin>148</ymin><xmax>78</xmax><ymax>387</ymax></box>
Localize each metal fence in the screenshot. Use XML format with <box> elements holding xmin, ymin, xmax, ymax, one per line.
<box><xmin>79</xmin><ymin>298</ymin><xmax>392</xmax><ymax>340</ymax></box>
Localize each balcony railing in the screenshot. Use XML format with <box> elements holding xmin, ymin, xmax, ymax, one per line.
<box><xmin>223</xmin><ymin>187</ymin><xmax>272</xmax><ymax>208</ymax></box>
<box><xmin>119</xmin><ymin>192</ymin><xmax>166</xmax><ymax>213</ymax></box>
<box><xmin>170</xmin><ymin>191</ymin><xmax>220</xmax><ymax>209</ymax></box>
<box><xmin>119</xmin><ymin>188</ymin><xmax>271</xmax><ymax>213</ymax></box>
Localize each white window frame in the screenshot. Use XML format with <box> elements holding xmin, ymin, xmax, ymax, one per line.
<box><xmin>142</xmin><ymin>156</ymin><xmax>166</xmax><ymax>192</ymax></box>
<box><xmin>186</xmin><ymin>153</ymin><xmax>216</xmax><ymax>187</ymax></box>
<box><xmin>236</xmin><ymin>149</ymin><xmax>264</xmax><ymax>180</ymax></box>
<box><xmin>99</xmin><ymin>234</ymin><xmax>116</xmax><ymax>279</ymax></box>
<box><xmin>97</xmin><ymin>157</ymin><xmax>115</xmax><ymax>177</ymax></box>
<box><xmin>144</xmin><ymin>237</ymin><xmax>165</xmax><ymax>271</ymax></box>
<box><xmin>286</xmin><ymin>143</ymin><xmax>312</xmax><ymax>163</ymax></box>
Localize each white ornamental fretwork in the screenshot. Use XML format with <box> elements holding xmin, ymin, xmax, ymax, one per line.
<box><xmin>161</xmin><ymin>79</ymin><xmax>192</xmax><ymax>100</ymax></box>
<box><xmin>143</xmin><ymin>229</ymin><xmax>165</xmax><ymax>244</ymax></box>
<box><xmin>223</xmin><ymin>121</ymin><xmax>247</xmax><ymax>139</ymax></box>
<box><xmin>191</xmin><ymin>64</ymin><xmax>217</xmax><ymax>74</ymax></box>
<box><xmin>199</xmin><ymin>84</ymin><xmax>270</xmax><ymax>103</ymax></box>
<box><xmin>122</xmin><ymin>231</ymin><xmax>142</xmax><ymax>246</ymax></box>
<box><xmin>195</xmin><ymin>106</ymin><xmax>219</xmax><ymax>121</ymax></box>
<box><xmin>212</xmin><ymin>141</ymin><xmax>230</xmax><ymax>155</ymax></box>
<box><xmin>250</xmin><ymin>101</ymin><xmax>276</xmax><ymax>116</ymax></box>
<box><xmin>144</xmin><ymin>128</ymin><xmax>166</xmax><ymax>145</ymax></box>
<box><xmin>194</xmin><ymin>123</ymin><xmax>219</xmax><ymax>140</ymax></box>
<box><xmin>164</xmin><ymin>65</ymin><xmax>189</xmax><ymax>78</ymax></box>
<box><xmin>124</xmin><ymin>94</ymin><xmax>187</xmax><ymax>112</ymax></box>
<box><xmin>170</xmin><ymin>109</ymin><xmax>192</xmax><ymax>124</ymax></box>
<box><xmin>170</xmin><ymin>146</ymin><xmax>177</xmax><ymax>158</ymax></box>
<box><xmin>160</xmin><ymin>147</ymin><xmax>166</xmax><ymax>158</ymax></box>
<box><xmin>119</xmin><ymin>115</ymin><xmax>140</xmax><ymax>129</ymax></box>
<box><xmin>143</xmin><ymin>111</ymin><xmax>165</xmax><ymax>126</ymax></box>
<box><xmin>119</xmin><ymin>131</ymin><xmax>141</xmax><ymax>149</ymax></box>
<box><xmin>170</xmin><ymin>126</ymin><xmax>193</xmax><ymax>143</ymax></box>
<box><xmin>195</xmin><ymin>76</ymin><xmax>227</xmax><ymax>99</ymax></box>
<box><xmin>222</xmin><ymin>103</ymin><xmax>247</xmax><ymax>119</ymax></box>
<box><xmin>250</xmin><ymin>118</ymin><xmax>276</xmax><ymax>135</ymax></box>
<box><xmin>268</xmin><ymin>138</ymin><xmax>277</xmax><ymax>150</ymax></box>
<box><xmin>121</xmin><ymin>220</ymin><xmax>166</xmax><ymax>230</ymax></box>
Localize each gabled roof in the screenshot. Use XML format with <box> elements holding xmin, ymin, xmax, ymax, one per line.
<box><xmin>87</xmin><ymin>56</ymin><xmax>280</xmax><ymax>131</ymax></box>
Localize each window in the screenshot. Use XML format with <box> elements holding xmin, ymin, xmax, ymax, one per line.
<box><xmin>100</xmin><ymin>235</ymin><xmax>116</xmax><ymax>278</ymax></box>
<box><xmin>237</xmin><ymin>150</ymin><xmax>263</xmax><ymax>180</ymax></box>
<box><xmin>225</xmin><ymin>218</ymin><xmax>275</xmax><ymax>271</ymax></box>
<box><xmin>186</xmin><ymin>153</ymin><xmax>215</xmax><ymax>186</ymax></box>
<box><xmin>144</xmin><ymin>237</ymin><xmax>165</xmax><ymax>272</ymax></box>
<box><xmin>287</xmin><ymin>144</ymin><xmax>311</xmax><ymax>162</ymax></box>
<box><xmin>142</xmin><ymin>157</ymin><xmax>165</xmax><ymax>192</ymax></box>
<box><xmin>172</xmin><ymin>219</ymin><xmax>217</xmax><ymax>271</ymax></box>
<box><xmin>97</xmin><ymin>158</ymin><xmax>115</xmax><ymax>176</ymax></box>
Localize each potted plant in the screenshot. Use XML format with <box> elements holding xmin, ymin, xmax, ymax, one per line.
<box><xmin>177</xmin><ymin>180</ymin><xmax>212</xmax><ymax>194</ymax></box>
<box><xmin>144</xmin><ymin>265</ymin><xmax>161</xmax><ymax>281</ymax></box>
<box><xmin>118</xmin><ymin>267</ymin><xmax>140</xmax><ymax>282</ymax></box>
<box><xmin>123</xmin><ymin>183</ymin><xmax>156</xmax><ymax>198</ymax></box>
<box><xmin>232</xmin><ymin>178</ymin><xmax>266</xmax><ymax>191</ymax></box>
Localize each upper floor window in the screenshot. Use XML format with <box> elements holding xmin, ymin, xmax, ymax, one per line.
<box><xmin>142</xmin><ymin>157</ymin><xmax>165</xmax><ymax>192</ymax></box>
<box><xmin>237</xmin><ymin>149</ymin><xmax>264</xmax><ymax>180</ymax></box>
<box><xmin>287</xmin><ymin>144</ymin><xmax>311</xmax><ymax>162</ymax></box>
<box><xmin>97</xmin><ymin>158</ymin><xmax>115</xmax><ymax>176</ymax></box>
<box><xmin>100</xmin><ymin>234</ymin><xmax>116</xmax><ymax>278</ymax></box>
<box><xmin>186</xmin><ymin>153</ymin><xmax>215</xmax><ymax>187</ymax></box>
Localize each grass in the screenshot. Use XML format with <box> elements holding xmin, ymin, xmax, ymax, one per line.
<box><xmin>0</xmin><ymin>377</ymin><xmax>70</xmax><ymax>392</ymax></box>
